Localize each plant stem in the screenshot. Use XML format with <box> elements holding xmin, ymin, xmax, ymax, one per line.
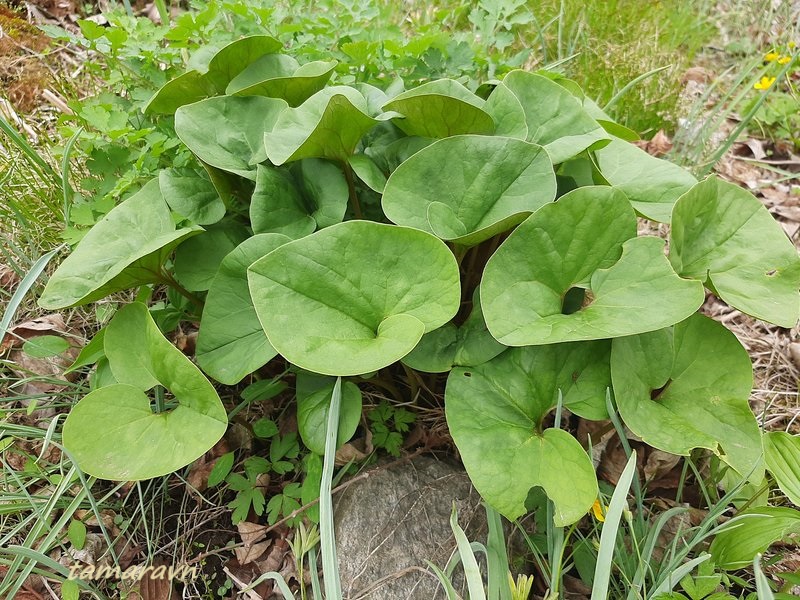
<box><xmin>342</xmin><ymin>162</ymin><xmax>363</xmax><ymax>220</ymax></box>
<box><xmin>159</xmin><ymin>269</ymin><xmax>205</xmax><ymax>311</ymax></box>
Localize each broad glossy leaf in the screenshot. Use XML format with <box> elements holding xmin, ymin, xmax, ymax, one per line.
<box><xmin>481</xmin><ymin>186</ymin><xmax>704</xmax><ymax>345</ymax></box>
<box><xmin>764</xmin><ymin>431</ymin><xmax>800</xmax><ymax>506</ymax></box>
<box><xmin>228</xmin><ymin>57</ymin><xmax>337</xmax><ymax>107</ymax></box>
<box><xmin>611</xmin><ymin>313</ymin><xmax>762</xmax><ymax>478</ymax></box>
<box><xmin>499</xmin><ymin>70</ymin><xmax>610</xmax><ymax>163</ymax></box>
<box><xmin>709</xmin><ymin>507</ymin><xmax>800</xmax><ymax>570</ymax></box>
<box><xmin>348</xmin><ymin>154</ymin><xmax>387</xmax><ymax>193</ymax></box>
<box><xmin>144</xmin><ymin>70</ymin><xmax>217</xmax><ymax>115</ymax></box>
<box><xmin>382</xmin><ymin>79</ymin><xmax>495</xmax><ymax>138</ymax></box>
<box><xmin>595</xmin><ymin>139</ymin><xmax>697</xmax><ymax>222</ymax></box>
<box><xmin>446</xmin><ymin>343</ymin><xmax>608</xmax><ymax>523</ymax></box>
<box><xmin>159</xmin><ymin>168</ymin><xmax>226</xmax><ymax>225</ymax></box>
<box><xmin>62</xmin><ymin>303</ymin><xmax>227</xmax><ymax>480</ymax></box>
<box><xmin>39</xmin><ymin>179</ymin><xmax>202</xmax><ymax>309</ymax></box>
<box><xmin>402</xmin><ymin>290</ymin><xmax>505</xmax><ymax>373</ymax></box>
<box><xmin>204</xmin><ymin>35</ymin><xmax>283</xmax><ymax>91</ymax></box>
<box><xmin>248</xmin><ymin>221</ymin><xmax>460</xmax><ymax>376</ymax></box>
<box><xmin>484</xmin><ymin>83</ymin><xmax>527</xmax><ymax>138</ymax></box>
<box><xmin>670</xmin><ymin>177</ymin><xmax>800</xmax><ymax>327</ymax></box>
<box><xmin>264</xmin><ymin>87</ymin><xmax>380</xmax><ymax>165</ymax></box>
<box><xmin>250</xmin><ymin>159</ymin><xmax>348</xmax><ymax>238</ymax></box>
<box><xmin>173</xmin><ymin>221</ymin><xmax>249</xmax><ymax>291</ymax></box>
<box><xmin>196</xmin><ymin>234</ymin><xmax>290</xmax><ymax>385</ymax></box>
<box><xmin>297</xmin><ymin>380</ymin><xmax>362</xmax><ymax>454</ymax></box>
<box><xmin>175</xmin><ymin>95</ymin><xmax>288</xmax><ymax>179</ymax></box>
<box><xmin>382</xmin><ymin>135</ymin><xmax>556</xmax><ymax>246</ymax></box>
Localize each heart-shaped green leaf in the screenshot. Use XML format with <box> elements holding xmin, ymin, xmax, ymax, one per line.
<box><xmin>248</xmin><ymin>221</ymin><xmax>460</xmax><ymax>376</ymax></box>
<box><xmin>264</xmin><ymin>87</ymin><xmax>380</xmax><ymax>165</ymax></box>
<box><xmin>204</xmin><ymin>35</ymin><xmax>283</xmax><ymax>91</ymax></box>
<box><xmin>382</xmin><ymin>79</ymin><xmax>495</xmax><ymax>138</ymax></box>
<box><xmin>39</xmin><ymin>179</ymin><xmax>202</xmax><ymax>309</ymax></box>
<box><xmin>250</xmin><ymin>159</ymin><xmax>348</xmax><ymax>238</ymax></box>
<box><xmin>175</xmin><ymin>95</ymin><xmax>288</xmax><ymax>179</ymax></box>
<box><xmin>173</xmin><ymin>221</ymin><xmax>249</xmax><ymax>291</ymax></box>
<box><xmin>196</xmin><ymin>234</ymin><xmax>291</xmax><ymax>385</ymax></box>
<box><xmin>382</xmin><ymin>135</ymin><xmax>556</xmax><ymax>246</ymax></box>
<box><xmin>402</xmin><ymin>289</ymin><xmax>506</xmax><ymax>373</ymax></box>
<box><xmin>611</xmin><ymin>313</ymin><xmax>762</xmax><ymax>479</ymax></box>
<box><xmin>228</xmin><ymin>57</ymin><xmax>337</xmax><ymax>107</ymax></box>
<box><xmin>497</xmin><ymin>70</ymin><xmax>610</xmax><ymax>163</ymax></box>
<box><xmin>481</xmin><ymin>186</ymin><xmax>704</xmax><ymax>345</ymax></box>
<box><xmin>484</xmin><ymin>83</ymin><xmax>528</xmax><ymax>138</ymax></box>
<box><xmin>595</xmin><ymin>139</ymin><xmax>697</xmax><ymax>222</ymax></box>
<box><xmin>670</xmin><ymin>177</ymin><xmax>800</xmax><ymax>327</ymax></box>
<box><xmin>159</xmin><ymin>168</ymin><xmax>226</xmax><ymax>225</ymax></box>
<box><xmin>764</xmin><ymin>431</ymin><xmax>800</xmax><ymax>506</ymax></box>
<box><xmin>144</xmin><ymin>70</ymin><xmax>217</xmax><ymax>115</ymax></box>
<box><xmin>446</xmin><ymin>343</ymin><xmax>608</xmax><ymax>523</ymax></box>
<box><xmin>297</xmin><ymin>379</ymin><xmax>362</xmax><ymax>455</ymax></box>
<box><xmin>62</xmin><ymin>303</ymin><xmax>227</xmax><ymax>480</ymax></box>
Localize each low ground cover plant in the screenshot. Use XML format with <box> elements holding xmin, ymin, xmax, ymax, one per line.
<box><xmin>37</xmin><ymin>33</ymin><xmax>800</xmax><ymax>532</ymax></box>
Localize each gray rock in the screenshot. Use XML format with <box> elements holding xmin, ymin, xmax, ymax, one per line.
<box><xmin>333</xmin><ymin>455</ymin><xmax>487</xmax><ymax>600</ymax></box>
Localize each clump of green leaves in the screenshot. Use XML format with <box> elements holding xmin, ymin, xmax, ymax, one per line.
<box><xmin>39</xmin><ymin>33</ymin><xmax>799</xmax><ymax>535</ymax></box>
<box><xmin>368</xmin><ymin>401</ymin><xmax>415</xmax><ymax>457</ymax></box>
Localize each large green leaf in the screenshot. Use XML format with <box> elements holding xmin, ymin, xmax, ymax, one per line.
<box><xmin>445</xmin><ymin>343</ymin><xmax>608</xmax><ymax>523</ymax></box>
<box><xmin>228</xmin><ymin>57</ymin><xmax>337</xmax><ymax>107</ymax></box>
<box><xmin>175</xmin><ymin>95</ymin><xmax>288</xmax><ymax>179</ymax></box>
<box><xmin>173</xmin><ymin>221</ymin><xmax>250</xmax><ymax>292</ymax></box>
<box><xmin>204</xmin><ymin>35</ymin><xmax>283</xmax><ymax>91</ymax></box>
<box><xmin>196</xmin><ymin>234</ymin><xmax>290</xmax><ymax>385</ymax></box>
<box><xmin>764</xmin><ymin>431</ymin><xmax>800</xmax><ymax>506</ymax></box>
<box><xmin>250</xmin><ymin>159</ymin><xmax>348</xmax><ymax>238</ymax></box>
<box><xmin>39</xmin><ymin>179</ymin><xmax>202</xmax><ymax>309</ymax></box>
<box><xmin>611</xmin><ymin>313</ymin><xmax>762</xmax><ymax>479</ymax></box>
<box><xmin>595</xmin><ymin>138</ymin><xmax>697</xmax><ymax>222</ymax></box>
<box><xmin>670</xmin><ymin>177</ymin><xmax>800</xmax><ymax>327</ymax></box>
<box><xmin>62</xmin><ymin>303</ymin><xmax>227</xmax><ymax>480</ymax></box>
<box><xmin>264</xmin><ymin>87</ymin><xmax>380</xmax><ymax>165</ymax></box>
<box><xmin>247</xmin><ymin>221</ymin><xmax>460</xmax><ymax>376</ymax></box>
<box><xmin>159</xmin><ymin>168</ymin><xmax>226</xmax><ymax>225</ymax></box>
<box><xmin>402</xmin><ymin>289</ymin><xmax>506</xmax><ymax>373</ymax></box>
<box><xmin>498</xmin><ymin>70</ymin><xmax>610</xmax><ymax>163</ymax></box>
<box><xmin>481</xmin><ymin>186</ymin><xmax>704</xmax><ymax>345</ymax></box>
<box><xmin>382</xmin><ymin>79</ymin><xmax>495</xmax><ymax>138</ymax></box>
<box><xmin>144</xmin><ymin>70</ymin><xmax>217</xmax><ymax>115</ymax></box>
<box><xmin>382</xmin><ymin>135</ymin><xmax>556</xmax><ymax>246</ymax></box>
<box><xmin>297</xmin><ymin>379</ymin><xmax>362</xmax><ymax>455</ymax></box>
<box><xmin>709</xmin><ymin>507</ymin><xmax>800</xmax><ymax>570</ymax></box>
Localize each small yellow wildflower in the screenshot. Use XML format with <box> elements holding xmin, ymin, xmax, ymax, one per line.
<box><xmin>754</xmin><ymin>76</ymin><xmax>776</xmax><ymax>90</ymax></box>
<box><xmin>508</xmin><ymin>572</ymin><xmax>534</xmax><ymax>600</ymax></box>
<box><xmin>778</xmin><ymin>55</ymin><xmax>791</xmax><ymax>65</ymax></box>
<box><xmin>789</xmin><ymin>41</ymin><xmax>796</xmax><ymax>49</ymax></box>
<box><xmin>591</xmin><ymin>498</ymin><xmax>605</xmax><ymax>522</ymax></box>
<box><xmin>764</xmin><ymin>51</ymin><xmax>780</xmax><ymax>62</ymax></box>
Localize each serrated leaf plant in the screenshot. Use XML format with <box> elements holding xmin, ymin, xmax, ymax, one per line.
<box><xmin>40</xmin><ymin>35</ymin><xmax>800</xmax><ymax>527</ymax></box>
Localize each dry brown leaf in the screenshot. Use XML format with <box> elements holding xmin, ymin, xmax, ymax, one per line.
<box><xmin>255</xmin><ymin>537</ymin><xmax>290</xmax><ymax>578</ymax></box>
<box><xmin>0</xmin><ymin>264</ymin><xmax>20</xmax><ymax>290</ymax></box>
<box><xmin>643</xmin><ymin>449</ymin><xmax>682</xmax><ymax>482</ymax></box>
<box><xmin>681</xmin><ymin>66</ymin><xmax>713</xmax><ymax>84</ymax></box>
<box><xmin>138</xmin><ymin>561</ymin><xmax>175</xmax><ymax>600</ymax></box>
<box><xmin>633</xmin><ymin>129</ymin><xmax>673</xmax><ymax>157</ymax></box>
<box><xmin>237</xmin><ymin>521</ymin><xmax>268</xmax><ymax>546</ymax></box>
<box><xmin>789</xmin><ymin>343</ymin><xmax>800</xmax><ymax>370</ymax></box>
<box><xmin>235</xmin><ymin>540</ymin><xmax>271</xmax><ymax>566</ymax></box>
<box><xmin>335</xmin><ymin>429</ymin><xmax>373</xmax><ymax>466</ymax></box>
<box><xmin>1</xmin><ymin>313</ymin><xmax>67</xmax><ymax>352</ymax></box>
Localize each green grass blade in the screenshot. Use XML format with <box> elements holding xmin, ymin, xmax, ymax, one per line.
<box><xmin>650</xmin><ymin>554</ymin><xmax>710</xmax><ymax>597</ymax></box>
<box><xmin>591</xmin><ymin>450</ymin><xmax>637</xmax><ymax>600</ymax></box>
<box><xmin>603</xmin><ymin>65</ymin><xmax>672</xmax><ymax>113</ymax></box>
<box><xmin>754</xmin><ymin>554</ymin><xmax>775</xmax><ymax>600</ymax></box>
<box><xmin>451</xmin><ymin>504</ymin><xmax>486</xmax><ymax>600</ymax></box>
<box><xmin>0</xmin><ymin>245</ymin><xmax>64</xmax><ymax>347</ymax></box>
<box><xmin>321</xmin><ymin>377</ymin><xmax>343</xmax><ymax>599</ymax></box>
<box><xmin>485</xmin><ymin>504</ymin><xmax>512</xmax><ymax>600</ymax></box>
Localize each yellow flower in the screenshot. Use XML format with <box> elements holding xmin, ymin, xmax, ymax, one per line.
<box><xmin>508</xmin><ymin>572</ymin><xmax>534</xmax><ymax>600</ymax></box>
<box><xmin>789</xmin><ymin>41</ymin><xmax>796</xmax><ymax>49</ymax></box>
<box><xmin>591</xmin><ymin>498</ymin><xmax>605</xmax><ymax>522</ymax></box>
<box><xmin>778</xmin><ymin>56</ymin><xmax>791</xmax><ymax>64</ymax></box>
<box><xmin>764</xmin><ymin>51</ymin><xmax>780</xmax><ymax>62</ymax></box>
<box><xmin>754</xmin><ymin>76</ymin><xmax>776</xmax><ymax>90</ymax></box>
